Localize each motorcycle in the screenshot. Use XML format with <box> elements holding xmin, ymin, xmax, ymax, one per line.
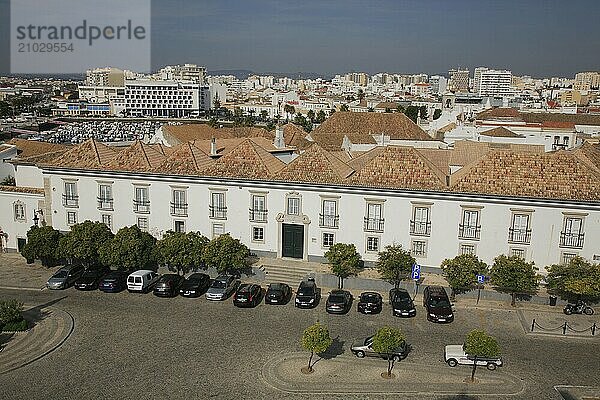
<box><xmin>563</xmin><ymin>301</ymin><xmax>595</xmax><ymax>315</ymax></box>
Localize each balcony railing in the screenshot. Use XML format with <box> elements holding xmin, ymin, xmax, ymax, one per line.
<box><xmin>249</xmin><ymin>208</ymin><xmax>267</xmax><ymax>222</ymax></box>
<box><xmin>170</xmin><ymin>202</ymin><xmax>188</xmax><ymax>217</ymax></box>
<box><xmin>97</xmin><ymin>197</ymin><xmax>114</xmax><ymax>211</ymax></box>
<box><xmin>62</xmin><ymin>194</ymin><xmax>79</xmax><ymax>208</ymax></box>
<box><xmin>508</xmin><ymin>228</ymin><xmax>531</xmax><ymax>244</ymax></box>
<box><xmin>410</xmin><ymin>220</ymin><xmax>431</xmax><ymax>236</ymax></box>
<box><xmin>560</xmin><ymin>232</ymin><xmax>584</xmax><ymax>249</ymax></box>
<box><xmin>209</xmin><ymin>205</ymin><xmax>227</xmax><ymax>219</ymax></box>
<box><xmin>319</xmin><ymin>214</ymin><xmax>339</xmax><ymax>228</ymax></box>
<box><xmin>364</xmin><ymin>217</ymin><xmax>384</xmax><ymax>232</ymax></box>
<box><xmin>133</xmin><ymin>199</ymin><xmax>150</xmax><ymax>213</ymax></box>
<box><xmin>458</xmin><ymin>224</ymin><xmax>481</xmax><ymax>240</ymax></box>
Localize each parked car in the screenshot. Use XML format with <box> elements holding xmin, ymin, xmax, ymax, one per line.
<box><xmin>357</xmin><ymin>291</ymin><xmax>383</xmax><ymax>314</ymax></box>
<box><xmin>351</xmin><ymin>335</ymin><xmax>408</xmax><ymax>361</ymax></box>
<box><xmin>205</xmin><ymin>274</ymin><xmax>239</xmax><ymax>301</ymax></box>
<box><xmin>326</xmin><ymin>289</ymin><xmax>353</xmax><ymax>314</ymax></box>
<box><xmin>389</xmin><ymin>288</ymin><xmax>417</xmax><ymax>317</ymax></box>
<box><xmin>153</xmin><ymin>274</ymin><xmax>185</xmax><ymax>297</ymax></box>
<box><xmin>444</xmin><ymin>345</ymin><xmax>503</xmax><ymax>370</ymax></box>
<box><xmin>265</xmin><ymin>283</ymin><xmax>292</xmax><ymax>305</ymax></box>
<box><xmin>127</xmin><ymin>270</ymin><xmax>161</xmax><ymax>293</ymax></box>
<box><xmin>179</xmin><ymin>273</ymin><xmax>211</xmax><ymax>297</ymax></box>
<box><xmin>46</xmin><ymin>265</ymin><xmax>84</xmax><ymax>290</ymax></box>
<box><xmin>74</xmin><ymin>267</ymin><xmax>111</xmax><ymax>291</ymax></box>
<box><xmin>98</xmin><ymin>270</ymin><xmax>129</xmax><ymax>293</ymax></box>
<box><xmin>423</xmin><ymin>285</ymin><xmax>454</xmax><ymax>323</ymax></box>
<box><xmin>233</xmin><ymin>284</ymin><xmax>263</xmax><ymax>308</ymax></box>
<box><xmin>295</xmin><ymin>278</ymin><xmax>319</xmax><ymax>308</ymax></box>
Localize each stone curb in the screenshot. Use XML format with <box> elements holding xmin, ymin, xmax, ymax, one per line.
<box><xmin>0</xmin><ymin>306</ymin><xmax>74</xmax><ymax>374</ymax></box>
<box><xmin>261</xmin><ymin>351</ymin><xmax>525</xmax><ymax>396</ymax></box>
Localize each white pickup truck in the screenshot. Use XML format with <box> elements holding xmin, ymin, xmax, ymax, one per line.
<box><xmin>444</xmin><ymin>345</ymin><xmax>503</xmax><ymax>370</ymax></box>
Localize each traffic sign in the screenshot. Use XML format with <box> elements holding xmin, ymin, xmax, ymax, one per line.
<box><xmin>411</xmin><ymin>263</ymin><xmax>421</xmax><ymax>280</ymax></box>
<box><xmin>477</xmin><ymin>274</ymin><xmax>485</xmax><ymax>284</ymax></box>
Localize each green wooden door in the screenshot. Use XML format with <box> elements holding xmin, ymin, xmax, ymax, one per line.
<box><xmin>282</xmin><ymin>224</ymin><xmax>304</xmax><ymax>259</ymax></box>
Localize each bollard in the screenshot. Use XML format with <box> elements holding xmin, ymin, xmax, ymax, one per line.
<box><xmin>563</xmin><ymin>321</ymin><xmax>568</xmax><ymax>335</ymax></box>
<box><xmin>593</xmin><ymin>323</ymin><xmax>597</xmax><ymax>336</ymax></box>
<box><xmin>531</xmin><ymin>319</ymin><xmax>535</xmax><ymax>332</ymax></box>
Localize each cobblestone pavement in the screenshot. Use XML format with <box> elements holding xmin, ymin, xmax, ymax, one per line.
<box><xmin>0</xmin><ymin>285</ymin><xmax>599</xmax><ymax>400</ymax></box>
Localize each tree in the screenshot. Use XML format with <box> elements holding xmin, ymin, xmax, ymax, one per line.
<box><xmin>546</xmin><ymin>257</ymin><xmax>600</xmax><ymax>303</ymax></box>
<box><xmin>99</xmin><ymin>225</ymin><xmax>157</xmax><ymax>272</ymax></box>
<box><xmin>371</xmin><ymin>326</ymin><xmax>406</xmax><ymax>378</ymax></box>
<box><xmin>0</xmin><ymin>175</ymin><xmax>15</xmax><ymax>186</ymax></box>
<box><xmin>324</xmin><ymin>243</ymin><xmax>362</xmax><ymax>289</ymax></box>
<box><xmin>156</xmin><ymin>231</ymin><xmax>209</xmax><ymax>275</ymax></box>
<box><xmin>283</xmin><ymin>104</ymin><xmax>295</xmax><ymax>120</ymax></box>
<box><xmin>376</xmin><ymin>245</ymin><xmax>415</xmax><ymax>289</ymax></box>
<box><xmin>396</xmin><ymin>104</ymin><xmax>405</xmax><ymax>113</ymax></box>
<box><xmin>307</xmin><ymin>109</ymin><xmax>315</xmax><ymax>123</ymax></box>
<box><xmin>259</xmin><ymin>110</ymin><xmax>268</xmax><ymax>122</ymax></box>
<box><xmin>490</xmin><ymin>255</ymin><xmax>540</xmax><ymax>306</ymax></box>
<box><xmin>208</xmin><ymin>117</ymin><xmax>219</xmax><ymax>128</ymax></box>
<box><xmin>315</xmin><ymin>110</ymin><xmax>326</xmax><ymax>124</ymax></box>
<box><xmin>22</xmin><ymin>225</ymin><xmax>62</xmax><ymax>267</ymax></box>
<box><xmin>202</xmin><ymin>233</ymin><xmax>250</xmax><ymax>276</ymax></box>
<box><xmin>357</xmin><ymin>88</ymin><xmax>365</xmax><ymax>101</ymax></box>
<box><xmin>441</xmin><ymin>254</ymin><xmax>488</xmax><ymax>298</ymax></box>
<box><xmin>300</xmin><ymin>322</ymin><xmax>332</xmax><ymax>373</ymax></box>
<box><xmin>433</xmin><ymin>109</ymin><xmax>442</xmax><ymax>120</ymax></box>
<box><xmin>339</xmin><ymin>104</ymin><xmax>349</xmax><ymax>112</ymax></box>
<box><xmin>404</xmin><ymin>105</ymin><xmax>428</xmax><ymax>123</ymax></box>
<box><xmin>58</xmin><ymin>221</ymin><xmax>114</xmax><ymax>268</ymax></box>
<box><xmin>464</xmin><ymin>329</ymin><xmax>501</xmax><ymax>382</ymax></box>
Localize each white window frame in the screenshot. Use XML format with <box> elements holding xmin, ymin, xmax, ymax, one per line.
<box><xmin>212</xmin><ymin>223</ymin><xmax>225</xmax><ymax>238</ymax></box>
<box><xmin>98</xmin><ymin>183</ymin><xmax>113</xmax><ymax>210</ymax></box>
<box><xmin>174</xmin><ymin>220</ymin><xmax>186</xmax><ymax>233</ymax></box>
<box><xmin>13</xmin><ymin>201</ymin><xmax>26</xmax><ymax>222</ymax></box>
<box><xmin>210</xmin><ymin>191</ymin><xmax>227</xmax><ymax>219</ymax></box>
<box><xmin>251</xmin><ymin>226</ymin><xmax>264</xmax><ymax>243</ymax></box>
<box><xmin>509</xmin><ymin>247</ymin><xmax>526</xmax><ymax>259</ymax></box>
<box><xmin>321</xmin><ymin>199</ymin><xmax>338</xmax><ymax>228</ymax></box>
<box><xmin>171</xmin><ymin>189</ymin><xmax>188</xmax><ymax>217</ymax></box>
<box><xmin>63</xmin><ymin>181</ymin><xmax>79</xmax><ymax>208</ymax></box>
<box><xmin>137</xmin><ymin>216</ymin><xmax>149</xmax><ymax>232</ymax></box>
<box><xmin>366</xmin><ymin>236</ymin><xmax>380</xmax><ymax>253</ymax></box>
<box><xmin>250</xmin><ymin>194</ymin><xmax>267</xmax><ymax>222</ymax></box>
<box><xmin>287</xmin><ymin>197</ymin><xmax>301</xmax><ymax>216</ymax></box>
<box><xmin>101</xmin><ymin>214</ymin><xmax>113</xmax><ymax>230</ymax></box>
<box><xmin>459</xmin><ymin>243</ymin><xmax>476</xmax><ymax>256</ymax></box>
<box><xmin>134</xmin><ymin>186</ymin><xmax>150</xmax><ymax>214</ymax></box>
<box><xmin>67</xmin><ymin>211</ymin><xmax>77</xmax><ymax>226</ymax></box>
<box><xmin>411</xmin><ymin>239</ymin><xmax>427</xmax><ymax>258</ymax></box>
<box><xmin>411</xmin><ymin>205</ymin><xmax>431</xmax><ymax>236</ymax></box>
<box><xmin>561</xmin><ymin>251</ymin><xmax>577</xmax><ymax>265</ymax></box>
<box><xmin>322</xmin><ymin>232</ymin><xmax>335</xmax><ymax>249</ymax></box>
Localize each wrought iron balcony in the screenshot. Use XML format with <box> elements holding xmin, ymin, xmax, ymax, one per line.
<box><xmin>209</xmin><ymin>205</ymin><xmax>227</xmax><ymax>219</ymax></box>
<box><xmin>319</xmin><ymin>214</ymin><xmax>339</xmax><ymax>228</ymax></box>
<box><xmin>508</xmin><ymin>228</ymin><xmax>531</xmax><ymax>244</ymax></box>
<box><xmin>559</xmin><ymin>232</ymin><xmax>584</xmax><ymax>249</ymax></box>
<box><xmin>410</xmin><ymin>220</ymin><xmax>431</xmax><ymax>236</ymax></box>
<box><xmin>62</xmin><ymin>194</ymin><xmax>79</xmax><ymax>208</ymax></box>
<box><xmin>364</xmin><ymin>217</ymin><xmax>384</xmax><ymax>233</ymax></box>
<box><xmin>170</xmin><ymin>202</ymin><xmax>188</xmax><ymax>217</ymax></box>
<box><xmin>97</xmin><ymin>197</ymin><xmax>114</xmax><ymax>211</ymax></box>
<box><xmin>133</xmin><ymin>199</ymin><xmax>150</xmax><ymax>213</ymax></box>
<box><xmin>249</xmin><ymin>208</ymin><xmax>267</xmax><ymax>222</ymax></box>
<box><xmin>458</xmin><ymin>224</ymin><xmax>481</xmax><ymax>240</ymax></box>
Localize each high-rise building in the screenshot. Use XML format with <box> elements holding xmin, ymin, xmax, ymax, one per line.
<box><xmin>448</xmin><ymin>68</ymin><xmax>470</xmax><ymax>92</ymax></box>
<box><xmin>159</xmin><ymin>64</ymin><xmax>206</xmax><ymax>85</ymax></box>
<box><xmin>473</xmin><ymin>67</ymin><xmax>488</xmax><ymax>93</ymax></box>
<box><xmin>85</xmin><ymin>67</ymin><xmax>125</xmax><ymax>87</ymax></box>
<box><xmin>429</xmin><ymin>75</ymin><xmax>448</xmax><ymax>94</ymax></box>
<box><xmin>574</xmin><ymin>71</ymin><xmax>600</xmax><ymax>91</ymax></box>
<box><xmin>124</xmin><ymin>79</ymin><xmax>210</xmax><ymax>117</ymax></box>
<box><xmin>477</xmin><ymin>69</ymin><xmax>512</xmax><ymax>97</ymax></box>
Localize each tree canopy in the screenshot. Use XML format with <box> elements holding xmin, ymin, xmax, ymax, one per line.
<box><xmin>372</xmin><ymin>326</ymin><xmax>406</xmax><ymax>377</ymax></box>
<box><xmin>324</xmin><ymin>243</ymin><xmax>362</xmax><ymax>288</ymax></box>
<box><xmin>58</xmin><ymin>221</ymin><xmax>114</xmax><ymax>268</ymax></box>
<box><xmin>490</xmin><ymin>254</ymin><xmax>540</xmax><ymax>306</ymax></box>
<box><xmin>464</xmin><ymin>329</ymin><xmax>501</xmax><ymax>381</ymax></box>
<box><xmin>300</xmin><ymin>322</ymin><xmax>333</xmax><ymax>372</ymax></box>
<box><xmin>546</xmin><ymin>257</ymin><xmax>600</xmax><ymax>303</ymax></box>
<box><xmin>98</xmin><ymin>225</ymin><xmax>157</xmax><ymax>271</ymax></box>
<box><xmin>376</xmin><ymin>245</ymin><xmax>415</xmax><ymax>289</ymax></box>
<box><xmin>156</xmin><ymin>231</ymin><xmax>209</xmax><ymax>275</ymax></box>
<box><xmin>22</xmin><ymin>225</ymin><xmax>62</xmax><ymax>267</ymax></box>
<box><xmin>441</xmin><ymin>254</ymin><xmax>488</xmax><ymax>297</ymax></box>
<box><xmin>202</xmin><ymin>233</ymin><xmax>250</xmax><ymax>276</ymax></box>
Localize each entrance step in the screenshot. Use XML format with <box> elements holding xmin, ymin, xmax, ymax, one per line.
<box><xmin>261</xmin><ymin>262</ymin><xmax>316</xmax><ymax>287</ymax></box>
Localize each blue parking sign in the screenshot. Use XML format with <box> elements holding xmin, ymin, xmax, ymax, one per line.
<box><xmin>411</xmin><ymin>263</ymin><xmax>421</xmax><ymax>280</ymax></box>
<box><xmin>477</xmin><ymin>274</ymin><xmax>485</xmax><ymax>284</ymax></box>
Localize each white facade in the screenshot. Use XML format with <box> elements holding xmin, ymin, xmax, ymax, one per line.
<box><xmin>0</xmin><ymin>188</ymin><xmax>45</xmax><ymax>252</ymax></box>
<box><xmin>124</xmin><ymin>79</ymin><xmax>207</xmax><ymax>117</ymax></box>
<box><xmin>478</xmin><ymin>69</ymin><xmax>513</xmax><ymax>97</ymax></box>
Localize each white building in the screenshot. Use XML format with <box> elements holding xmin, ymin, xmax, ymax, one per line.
<box><xmin>429</xmin><ymin>75</ymin><xmax>447</xmax><ymax>95</ymax></box>
<box><xmin>124</xmin><ymin>79</ymin><xmax>210</xmax><ymax>117</ymax></box>
<box><xmin>475</xmin><ymin>69</ymin><xmax>513</xmax><ymax>97</ymax></box>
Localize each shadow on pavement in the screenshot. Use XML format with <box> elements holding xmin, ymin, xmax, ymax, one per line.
<box><xmin>24</xmin><ymin>296</ymin><xmax>68</xmax><ymax>327</ymax></box>
<box><xmin>438</xmin><ymin>394</ymin><xmax>480</xmax><ymax>400</ymax></box>
<box><xmin>318</xmin><ymin>336</ymin><xmax>345</xmax><ymax>360</ymax></box>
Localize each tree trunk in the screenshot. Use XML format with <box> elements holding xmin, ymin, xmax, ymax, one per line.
<box><xmin>388</xmin><ymin>359</ymin><xmax>395</xmax><ymax>377</ymax></box>
<box><xmin>511</xmin><ymin>293</ymin><xmax>516</xmax><ymax>307</ymax></box>
<box><xmin>338</xmin><ymin>276</ymin><xmax>343</xmax><ymax>289</ymax></box>
<box><xmin>471</xmin><ymin>356</ymin><xmax>478</xmax><ymax>382</ymax></box>
<box><xmin>308</xmin><ymin>351</ymin><xmax>314</xmax><ymax>372</ymax></box>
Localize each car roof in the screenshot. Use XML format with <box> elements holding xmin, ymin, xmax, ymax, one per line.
<box><xmin>330</xmin><ymin>289</ymin><xmax>349</xmax><ymax>295</ymax></box>
<box><xmin>128</xmin><ymin>269</ymin><xmax>156</xmax><ymax>276</ymax></box>
<box><xmin>361</xmin><ymin>291</ymin><xmax>380</xmax><ymax>297</ymax></box>
<box><xmin>268</xmin><ymin>283</ymin><xmax>286</xmax><ymax>289</ymax></box>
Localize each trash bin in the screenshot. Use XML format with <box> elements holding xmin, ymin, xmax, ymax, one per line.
<box><xmin>549</xmin><ymin>295</ymin><xmax>557</xmax><ymax>306</ymax></box>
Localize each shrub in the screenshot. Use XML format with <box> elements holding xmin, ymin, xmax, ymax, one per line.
<box><xmin>2</xmin><ymin>318</ymin><xmax>28</xmax><ymax>332</ymax></box>
<box><xmin>0</xmin><ymin>299</ymin><xmax>24</xmax><ymax>324</ymax></box>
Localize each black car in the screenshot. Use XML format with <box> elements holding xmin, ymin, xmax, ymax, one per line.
<box><xmin>180</xmin><ymin>273</ymin><xmax>211</xmax><ymax>297</ymax></box>
<box><xmin>74</xmin><ymin>267</ymin><xmax>111</xmax><ymax>291</ymax></box>
<box><xmin>233</xmin><ymin>284</ymin><xmax>262</xmax><ymax>308</ymax></box>
<box><xmin>265</xmin><ymin>283</ymin><xmax>292</xmax><ymax>305</ymax></box>
<box><xmin>326</xmin><ymin>289</ymin><xmax>353</xmax><ymax>314</ymax></box>
<box><xmin>153</xmin><ymin>274</ymin><xmax>185</xmax><ymax>297</ymax></box>
<box><xmin>423</xmin><ymin>285</ymin><xmax>454</xmax><ymax>323</ymax></box>
<box><xmin>357</xmin><ymin>291</ymin><xmax>383</xmax><ymax>314</ymax></box>
<box><xmin>389</xmin><ymin>288</ymin><xmax>417</xmax><ymax>317</ymax></box>
<box><xmin>295</xmin><ymin>278</ymin><xmax>319</xmax><ymax>308</ymax></box>
<box><xmin>98</xmin><ymin>270</ymin><xmax>129</xmax><ymax>293</ymax></box>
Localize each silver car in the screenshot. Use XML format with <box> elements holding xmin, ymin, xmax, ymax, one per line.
<box><xmin>205</xmin><ymin>275</ymin><xmax>239</xmax><ymax>301</ymax></box>
<box><xmin>351</xmin><ymin>335</ymin><xmax>408</xmax><ymax>362</ymax></box>
<box><xmin>46</xmin><ymin>265</ymin><xmax>85</xmax><ymax>290</ymax></box>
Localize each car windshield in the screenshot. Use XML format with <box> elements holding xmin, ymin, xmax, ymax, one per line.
<box><xmin>429</xmin><ymin>298</ymin><xmax>450</xmax><ymax>308</ymax></box>
<box><xmin>212</xmin><ymin>280</ymin><xmax>226</xmax><ymax>289</ymax></box>
<box><xmin>188</xmin><ymin>275</ymin><xmax>203</xmax><ymax>283</ymax></box>
<box><xmin>298</xmin><ymin>286</ymin><xmax>314</xmax><ymax>296</ymax></box>
<box><xmin>361</xmin><ymin>294</ymin><xmax>379</xmax><ymax>302</ymax></box>
<box><xmin>329</xmin><ymin>295</ymin><xmax>345</xmax><ymax>303</ymax></box>
<box><xmin>268</xmin><ymin>289</ymin><xmax>282</xmax><ymax>295</ymax></box>
<box><xmin>394</xmin><ymin>295</ymin><xmax>412</xmax><ymax>304</ymax></box>
<box><xmin>83</xmin><ymin>270</ymin><xmax>100</xmax><ymax>277</ymax></box>
<box><xmin>54</xmin><ymin>270</ymin><xmax>68</xmax><ymax>278</ymax></box>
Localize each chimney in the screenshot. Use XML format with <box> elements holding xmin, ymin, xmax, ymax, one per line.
<box><xmin>274</xmin><ymin>125</ymin><xmax>285</xmax><ymax>149</ymax></box>
<box><xmin>210</xmin><ymin>137</ymin><xmax>217</xmax><ymax>156</ymax></box>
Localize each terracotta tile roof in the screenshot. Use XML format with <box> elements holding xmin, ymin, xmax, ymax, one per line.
<box><xmin>329</xmin><ymin>150</ymin><xmax>352</xmax><ymax>162</ymax></box>
<box><xmin>476</xmin><ymin>107</ymin><xmax>522</xmax><ymax>120</ymax></box>
<box><xmin>521</xmin><ymin>112</ymin><xmax>600</xmax><ymax>127</ymax></box>
<box><xmin>313</xmin><ymin>111</ymin><xmax>435</xmax><ymax>141</ymax></box>
<box><xmin>11</xmin><ymin>149</ymin><xmax>68</xmax><ymax>165</ymax></box>
<box><xmin>541</xmin><ymin>121</ymin><xmax>575</xmax><ymax>130</ymax></box>
<box><xmin>282</xmin><ymin>123</ymin><xmax>309</xmax><ymax>148</ymax></box>
<box><xmin>0</xmin><ymin>144</ymin><xmax>12</xmax><ymax>152</ymax></box>
<box><xmin>415</xmin><ymin>148</ymin><xmax>450</xmax><ymax>175</ymax></box>
<box><xmin>228</xmin><ymin>126</ymin><xmax>273</xmax><ymax>140</ymax></box>
<box><xmin>374</xmin><ymin>102</ymin><xmax>399</xmax><ymax>109</ymax></box>
<box><xmin>105</xmin><ymin>140</ymin><xmax>167</xmax><ymax>172</ymax></box>
<box><xmin>153</xmin><ymin>142</ymin><xmax>214</xmax><ymax>175</ymax></box>
<box><xmin>43</xmin><ymin>138</ymin><xmax>118</xmax><ymax>169</ymax></box>
<box><xmin>8</xmin><ymin>138</ymin><xmax>69</xmax><ymax>158</ymax></box>
<box><xmin>438</xmin><ymin>122</ymin><xmax>456</xmax><ymax>134</ymax></box>
<box><xmin>480</xmin><ymin>127</ymin><xmax>524</xmax><ymax>138</ymax></box>
<box><xmin>349</xmin><ymin>146</ymin><xmax>447</xmax><ymax>190</ymax></box>
<box><xmin>449</xmin><ymin>140</ymin><xmax>543</xmax><ymax>167</ymax></box>
<box><xmin>273</xmin><ymin>143</ymin><xmax>354</xmax><ymax>184</ymax></box>
<box><xmin>572</xmin><ymin>142</ymin><xmax>600</xmax><ymax>173</ymax></box>
<box><xmin>347</xmin><ymin>147</ymin><xmax>386</xmax><ymax>171</ymax></box>
<box><xmin>202</xmin><ymin>139</ymin><xmax>285</xmax><ymax>179</ymax></box>
<box><xmin>450</xmin><ymin>150</ymin><xmax>600</xmax><ymax>201</ymax></box>
<box><xmin>0</xmin><ymin>185</ymin><xmax>44</xmax><ymax>195</ymax></box>
<box><xmin>309</xmin><ymin>133</ymin><xmax>377</xmax><ymax>151</ymax></box>
<box><xmin>162</xmin><ymin>124</ymin><xmax>230</xmax><ymax>145</ymax></box>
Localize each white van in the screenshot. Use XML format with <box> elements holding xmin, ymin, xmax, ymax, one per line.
<box><xmin>127</xmin><ymin>270</ymin><xmax>161</xmax><ymax>293</ymax></box>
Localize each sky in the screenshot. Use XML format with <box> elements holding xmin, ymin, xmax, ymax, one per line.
<box><xmin>149</xmin><ymin>0</ymin><xmax>599</xmax><ymax>77</ymax></box>
<box><xmin>1</xmin><ymin>0</ymin><xmax>599</xmax><ymax>77</ymax></box>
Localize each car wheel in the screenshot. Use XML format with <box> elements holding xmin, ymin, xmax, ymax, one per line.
<box><xmin>486</xmin><ymin>363</ymin><xmax>497</xmax><ymax>371</ymax></box>
<box><xmin>355</xmin><ymin>351</ymin><xmax>365</xmax><ymax>358</ymax></box>
<box><xmin>447</xmin><ymin>359</ymin><xmax>458</xmax><ymax>367</ymax></box>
